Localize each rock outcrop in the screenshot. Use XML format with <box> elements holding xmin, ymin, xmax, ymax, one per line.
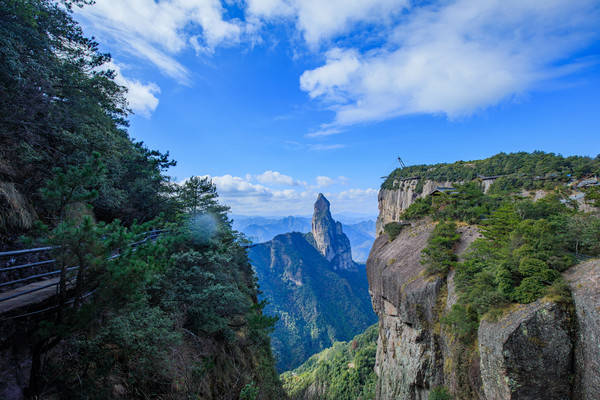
<box><xmin>368</xmin><ymin>178</ymin><xmax>599</xmax><ymax>400</ymax></box>
<box><xmin>564</xmin><ymin>260</ymin><xmax>600</xmax><ymax>399</ymax></box>
<box><xmin>249</xmin><ymin>232</ymin><xmax>376</xmax><ymax>371</ymax></box>
<box><xmin>367</xmin><ymin>220</ymin><xmax>480</xmax><ymax>399</ymax></box>
<box><xmin>478</xmin><ymin>300</ymin><xmax>574</xmax><ymax>400</ymax></box>
<box><xmin>248</xmin><ymin>194</ymin><xmax>377</xmax><ymax>371</ymax></box>
<box><xmin>376</xmin><ymin>179</ymin><xmax>455</xmax><ymax>234</ymax></box>
<box><xmin>310</xmin><ymin>193</ymin><xmax>354</xmax><ymax>270</ymax></box>
<box><xmin>376</xmin><ymin>178</ymin><xmax>503</xmax><ymax>234</ymax></box>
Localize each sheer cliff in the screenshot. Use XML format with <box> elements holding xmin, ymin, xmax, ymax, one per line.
<box><xmin>367</xmin><ymin>153</ymin><xmax>600</xmax><ymax>400</ymax></box>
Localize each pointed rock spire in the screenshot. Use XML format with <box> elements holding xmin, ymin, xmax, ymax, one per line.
<box><xmin>311</xmin><ymin>193</ymin><xmax>355</xmax><ymax>270</ymax></box>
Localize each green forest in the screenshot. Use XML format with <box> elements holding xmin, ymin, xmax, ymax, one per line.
<box><xmin>0</xmin><ymin>1</ymin><xmax>282</xmax><ymax>398</ymax></box>
<box><xmin>281</xmin><ymin>324</ymin><xmax>378</xmax><ymax>400</ymax></box>
<box><xmin>382</xmin><ymin>152</ymin><xmax>600</xmax><ymax>192</ymax></box>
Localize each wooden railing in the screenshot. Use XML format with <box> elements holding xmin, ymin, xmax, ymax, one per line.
<box><xmin>0</xmin><ymin>230</ymin><xmax>166</xmax><ymax>305</ymax></box>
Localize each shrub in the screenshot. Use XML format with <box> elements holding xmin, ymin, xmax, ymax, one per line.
<box><xmin>401</xmin><ymin>197</ymin><xmax>432</xmax><ymax>220</ymax></box>
<box><xmin>384</xmin><ymin>222</ymin><xmax>406</xmax><ymax>241</ymax></box>
<box><xmin>422</xmin><ymin>221</ymin><xmax>460</xmax><ymax>276</ymax></box>
<box><xmin>429</xmin><ymin>386</ymin><xmax>452</xmax><ymax>400</ymax></box>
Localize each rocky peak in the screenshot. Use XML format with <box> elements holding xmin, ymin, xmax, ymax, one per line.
<box><xmin>311</xmin><ymin>193</ymin><xmax>355</xmax><ymax>270</ymax></box>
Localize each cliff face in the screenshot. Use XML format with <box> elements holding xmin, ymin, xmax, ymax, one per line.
<box><xmin>367</xmin><ymin>182</ymin><xmax>600</xmax><ymax>400</ymax></box>
<box><xmin>478</xmin><ymin>300</ymin><xmax>574</xmax><ymax>400</ymax></box>
<box><xmin>376</xmin><ymin>179</ymin><xmax>455</xmax><ymax>234</ymax></box>
<box><xmin>367</xmin><ymin>220</ymin><xmax>480</xmax><ymax>399</ymax></box>
<box><xmin>564</xmin><ymin>260</ymin><xmax>600</xmax><ymax>400</ymax></box>
<box><xmin>310</xmin><ymin>193</ymin><xmax>354</xmax><ymax>270</ymax></box>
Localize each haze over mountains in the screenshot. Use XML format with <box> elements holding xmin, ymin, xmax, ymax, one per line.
<box><xmin>233</xmin><ymin>214</ymin><xmax>376</xmax><ymax>262</ymax></box>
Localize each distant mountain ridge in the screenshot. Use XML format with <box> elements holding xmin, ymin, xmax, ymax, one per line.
<box><xmin>248</xmin><ymin>194</ymin><xmax>377</xmax><ymax>371</ymax></box>
<box><xmin>233</xmin><ymin>214</ymin><xmax>376</xmax><ymax>262</ymax></box>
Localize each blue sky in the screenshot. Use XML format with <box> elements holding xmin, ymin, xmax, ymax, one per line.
<box><xmin>74</xmin><ymin>0</ymin><xmax>600</xmax><ymax>216</ymax></box>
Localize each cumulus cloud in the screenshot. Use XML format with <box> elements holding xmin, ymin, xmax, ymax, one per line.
<box><xmin>246</xmin><ymin>0</ymin><xmax>409</xmax><ymax>46</ymax></box>
<box><xmin>76</xmin><ymin>0</ymin><xmax>243</xmax><ymax>82</ymax></box>
<box><xmin>337</xmin><ymin>188</ymin><xmax>378</xmax><ymax>199</ymax></box>
<box><xmin>77</xmin><ymin>0</ymin><xmax>599</xmax><ymax>128</ymax></box>
<box><xmin>253</xmin><ymin>170</ymin><xmax>306</xmax><ymax>186</ymax></box>
<box><xmin>104</xmin><ymin>62</ymin><xmax>160</xmax><ymax>117</ymax></box>
<box><xmin>184</xmin><ymin>173</ymin><xmax>377</xmax><ymax>215</ymax></box>
<box><xmin>300</xmin><ymin>0</ymin><xmax>600</xmax><ymax>125</ymax></box>
<box><xmin>316</xmin><ymin>176</ymin><xmax>334</xmax><ymax>187</ymax></box>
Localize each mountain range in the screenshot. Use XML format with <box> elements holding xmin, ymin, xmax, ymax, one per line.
<box><xmin>247</xmin><ymin>194</ymin><xmax>377</xmax><ymax>371</ymax></box>
<box><xmin>233</xmin><ymin>214</ymin><xmax>376</xmax><ymax>262</ymax></box>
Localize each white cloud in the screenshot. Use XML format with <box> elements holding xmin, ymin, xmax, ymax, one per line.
<box><xmin>104</xmin><ymin>62</ymin><xmax>160</xmax><ymax>117</ymax></box>
<box><xmin>309</xmin><ymin>143</ymin><xmax>346</xmax><ymax>151</ymax></box>
<box><xmin>300</xmin><ymin>0</ymin><xmax>600</xmax><ymax>125</ymax></box>
<box><xmin>246</xmin><ymin>0</ymin><xmax>409</xmax><ymax>46</ymax></box>
<box><xmin>337</xmin><ymin>188</ymin><xmax>378</xmax><ymax>199</ymax></box>
<box><xmin>76</xmin><ymin>0</ymin><xmax>243</xmax><ymax>82</ymax></box>
<box><xmin>208</xmin><ymin>174</ymin><xmax>272</xmax><ymax>197</ymax></box>
<box><xmin>316</xmin><ymin>176</ymin><xmax>334</xmax><ymax>187</ymax></box>
<box><xmin>185</xmin><ymin>173</ymin><xmax>377</xmax><ymax>215</ymax></box>
<box><xmin>305</xmin><ymin>127</ymin><xmax>343</xmax><ymax>138</ymax></box>
<box><xmin>76</xmin><ymin>0</ymin><xmax>599</xmax><ymax>128</ymax></box>
<box><xmin>254</xmin><ymin>170</ymin><xmax>306</xmax><ymax>186</ymax></box>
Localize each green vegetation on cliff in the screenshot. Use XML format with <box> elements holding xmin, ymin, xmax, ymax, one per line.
<box><xmin>20</xmin><ymin>152</ymin><xmax>283</xmax><ymax>399</ymax></box>
<box><xmin>421</xmin><ymin>220</ymin><xmax>460</xmax><ymax>275</ymax></box>
<box><xmin>397</xmin><ymin>162</ymin><xmax>600</xmax><ymax>342</ymax></box>
<box><xmin>281</xmin><ymin>324</ymin><xmax>378</xmax><ymax>400</ymax></box>
<box><xmin>382</xmin><ymin>151</ymin><xmax>600</xmax><ymax>191</ymax></box>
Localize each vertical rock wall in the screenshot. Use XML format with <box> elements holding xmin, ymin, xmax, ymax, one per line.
<box><xmin>367</xmin><ymin>205</ymin><xmax>593</xmax><ymax>400</ymax></box>
<box><xmin>564</xmin><ymin>260</ymin><xmax>600</xmax><ymax>400</ymax></box>
<box><xmin>376</xmin><ymin>180</ymin><xmax>455</xmax><ymax>235</ymax></box>
<box><xmin>311</xmin><ymin>193</ymin><xmax>354</xmax><ymax>270</ymax></box>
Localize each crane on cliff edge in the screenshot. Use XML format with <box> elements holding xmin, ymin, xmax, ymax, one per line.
<box><xmin>381</xmin><ymin>156</ymin><xmax>407</xmax><ymax>179</ymax></box>
<box><xmin>397</xmin><ymin>157</ymin><xmax>406</xmax><ymax>169</ymax></box>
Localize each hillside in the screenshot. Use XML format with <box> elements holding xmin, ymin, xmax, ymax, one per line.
<box><xmin>281</xmin><ymin>324</ymin><xmax>378</xmax><ymax>400</ymax></box>
<box><xmin>248</xmin><ymin>194</ymin><xmax>377</xmax><ymax>371</ymax></box>
<box><xmin>383</xmin><ymin>152</ymin><xmax>600</xmax><ymax>191</ymax></box>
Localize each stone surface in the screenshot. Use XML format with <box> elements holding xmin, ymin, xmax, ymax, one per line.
<box><xmin>367</xmin><ymin>220</ymin><xmax>484</xmax><ymax>400</ymax></box>
<box><xmin>564</xmin><ymin>259</ymin><xmax>600</xmax><ymax>400</ymax></box>
<box><xmin>478</xmin><ymin>300</ymin><xmax>574</xmax><ymax>400</ymax></box>
<box><xmin>376</xmin><ymin>180</ymin><xmax>454</xmax><ymax>235</ymax></box>
<box><xmin>311</xmin><ymin>193</ymin><xmax>354</xmax><ymax>270</ymax></box>
<box><xmin>367</xmin><ymin>220</ymin><xmax>443</xmax><ymax>399</ymax></box>
<box><xmin>375</xmin><ymin>179</ymin><xmax>499</xmax><ymax>235</ymax></box>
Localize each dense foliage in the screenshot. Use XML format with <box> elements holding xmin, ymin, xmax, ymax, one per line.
<box><xmin>383</xmin><ymin>221</ymin><xmax>406</xmax><ymax>241</ymax></box>
<box><xmin>429</xmin><ymin>387</ymin><xmax>452</xmax><ymax>400</ymax></box>
<box><xmin>421</xmin><ymin>221</ymin><xmax>460</xmax><ymax>276</ymax></box>
<box><xmin>24</xmin><ymin>164</ymin><xmax>283</xmax><ymax>398</ymax></box>
<box><xmin>281</xmin><ymin>324</ymin><xmax>378</xmax><ymax>400</ymax></box>
<box><xmin>444</xmin><ymin>194</ymin><xmax>597</xmax><ymax>341</ymax></box>
<box><xmin>1</xmin><ymin>1</ymin><xmax>283</xmax><ymax>398</ymax></box>
<box><xmin>383</xmin><ymin>152</ymin><xmax>600</xmax><ymax>191</ymax></box>
<box><xmin>0</xmin><ymin>0</ymin><xmax>177</xmax><ymax>242</ymax></box>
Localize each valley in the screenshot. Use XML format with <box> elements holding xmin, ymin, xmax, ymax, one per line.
<box><xmin>1</xmin><ymin>1</ymin><xmax>599</xmax><ymax>399</ymax></box>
